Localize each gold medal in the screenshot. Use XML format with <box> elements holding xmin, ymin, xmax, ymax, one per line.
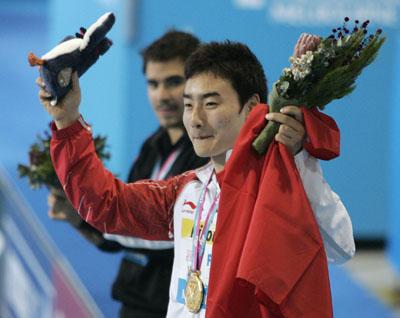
<box><xmin>186</xmin><ymin>171</ymin><xmax>219</xmax><ymax>313</ymax></box>
<box><xmin>185</xmin><ymin>270</ymin><xmax>204</xmax><ymax>313</ymax></box>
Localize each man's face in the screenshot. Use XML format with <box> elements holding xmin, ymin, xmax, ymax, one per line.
<box><xmin>146</xmin><ymin>58</ymin><xmax>186</xmax><ymax>129</ymax></box>
<box><xmin>183</xmin><ymin>72</ymin><xmax>249</xmax><ymax>162</ymax></box>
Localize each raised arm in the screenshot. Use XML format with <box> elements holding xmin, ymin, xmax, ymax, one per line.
<box><xmin>37</xmin><ymin>72</ymin><xmax>177</xmax><ymax>240</ymax></box>
<box><xmin>295</xmin><ymin>150</ymin><xmax>355</xmax><ymax>264</ymax></box>
<box><xmin>272</xmin><ymin>105</ymin><xmax>355</xmax><ymax>263</ymax></box>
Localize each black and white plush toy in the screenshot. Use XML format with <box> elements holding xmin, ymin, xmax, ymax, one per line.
<box><xmin>29</xmin><ymin>12</ymin><xmax>115</xmax><ymax>106</ymax></box>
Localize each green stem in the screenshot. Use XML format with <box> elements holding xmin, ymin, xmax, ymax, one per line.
<box><xmin>252</xmin><ymin>120</ymin><xmax>281</xmax><ymax>154</ymax></box>
<box><xmin>252</xmin><ymin>82</ymin><xmax>300</xmax><ymax>154</ymax></box>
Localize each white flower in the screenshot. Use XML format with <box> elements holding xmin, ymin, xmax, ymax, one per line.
<box><xmin>280</xmin><ymin>81</ymin><xmax>290</xmax><ymax>94</ymax></box>
<box><xmin>292</xmin><ymin>68</ymin><xmax>301</xmax><ymax>81</ymax></box>
<box><xmin>302</xmin><ymin>51</ymin><xmax>314</xmax><ymax>64</ymax></box>
<box><xmin>299</xmin><ymin>69</ymin><xmax>310</xmax><ymax>79</ymax></box>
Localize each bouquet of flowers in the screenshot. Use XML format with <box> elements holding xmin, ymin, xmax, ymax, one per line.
<box><xmin>18</xmin><ymin>128</ymin><xmax>110</xmax><ymax>192</ymax></box>
<box><xmin>252</xmin><ymin>18</ymin><xmax>387</xmax><ymax>154</ymax></box>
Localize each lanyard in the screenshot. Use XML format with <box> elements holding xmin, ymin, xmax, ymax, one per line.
<box><xmin>191</xmin><ymin>171</ymin><xmax>220</xmax><ymax>272</ymax></box>
<box><xmin>150</xmin><ymin>147</ymin><xmax>182</xmax><ymax>181</ymax></box>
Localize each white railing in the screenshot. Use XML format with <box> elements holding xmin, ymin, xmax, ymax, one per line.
<box><xmin>0</xmin><ymin>164</ymin><xmax>103</xmax><ymax>318</ymax></box>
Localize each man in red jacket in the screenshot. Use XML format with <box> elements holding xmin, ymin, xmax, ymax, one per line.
<box><xmin>46</xmin><ymin>30</ymin><xmax>210</xmax><ymax>318</ymax></box>
<box><xmin>37</xmin><ymin>38</ymin><xmax>354</xmax><ymax>317</ymax></box>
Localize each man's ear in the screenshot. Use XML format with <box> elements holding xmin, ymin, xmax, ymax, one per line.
<box><xmin>243</xmin><ymin>93</ymin><xmax>260</xmax><ymax>115</ymax></box>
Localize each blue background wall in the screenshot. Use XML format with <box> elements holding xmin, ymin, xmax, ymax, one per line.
<box><xmin>1</xmin><ymin>0</ymin><xmax>399</xmax><ymax>316</ymax></box>
<box><xmin>389</xmin><ymin>29</ymin><xmax>400</xmax><ymax>276</ymax></box>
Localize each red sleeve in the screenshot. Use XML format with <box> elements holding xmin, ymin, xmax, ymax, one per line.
<box><xmin>302</xmin><ymin>107</ymin><xmax>340</xmax><ymax>160</ymax></box>
<box><xmin>50</xmin><ymin>119</ymin><xmax>178</xmax><ymax>241</ymax></box>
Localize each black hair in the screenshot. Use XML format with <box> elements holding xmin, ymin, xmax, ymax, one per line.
<box><xmin>184</xmin><ymin>40</ymin><xmax>268</xmax><ymax>110</ymax></box>
<box><xmin>141</xmin><ymin>30</ymin><xmax>200</xmax><ymax>74</ymax></box>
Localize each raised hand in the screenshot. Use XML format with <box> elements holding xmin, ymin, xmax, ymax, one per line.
<box><xmin>266</xmin><ymin>105</ymin><xmax>306</xmax><ymax>155</ymax></box>
<box><xmin>37</xmin><ymin>70</ymin><xmax>81</xmax><ymax>129</ymax></box>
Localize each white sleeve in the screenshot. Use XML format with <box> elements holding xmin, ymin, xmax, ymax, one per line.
<box><xmin>294</xmin><ymin>149</ymin><xmax>356</xmax><ymax>264</ymax></box>
<box><xmin>103</xmin><ymin>233</ymin><xmax>174</xmax><ymax>250</ymax></box>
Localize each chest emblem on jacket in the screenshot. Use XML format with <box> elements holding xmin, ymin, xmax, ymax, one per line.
<box><xmin>182</xmin><ymin>200</ymin><xmax>196</xmax><ymax>214</ymax></box>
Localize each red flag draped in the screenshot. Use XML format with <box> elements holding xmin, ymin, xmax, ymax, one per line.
<box><xmin>206</xmin><ymin>104</ymin><xmax>340</xmax><ymax>318</ymax></box>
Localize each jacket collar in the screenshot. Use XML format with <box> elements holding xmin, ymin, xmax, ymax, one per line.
<box><xmin>194</xmin><ymin>148</ymin><xmax>233</xmax><ymax>189</ymax></box>
<box><xmin>195</xmin><ymin>161</ymin><xmax>215</xmax><ymax>185</ymax></box>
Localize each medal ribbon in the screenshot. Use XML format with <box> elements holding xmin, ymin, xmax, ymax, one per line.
<box><xmin>191</xmin><ymin>171</ymin><xmax>220</xmax><ymax>272</ymax></box>
<box><xmin>150</xmin><ymin>147</ymin><xmax>182</xmax><ymax>181</ymax></box>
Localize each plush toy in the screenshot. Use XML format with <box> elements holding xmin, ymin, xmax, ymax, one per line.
<box><xmin>28</xmin><ymin>12</ymin><xmax>115</xmax><ymax>106</ymax></box>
